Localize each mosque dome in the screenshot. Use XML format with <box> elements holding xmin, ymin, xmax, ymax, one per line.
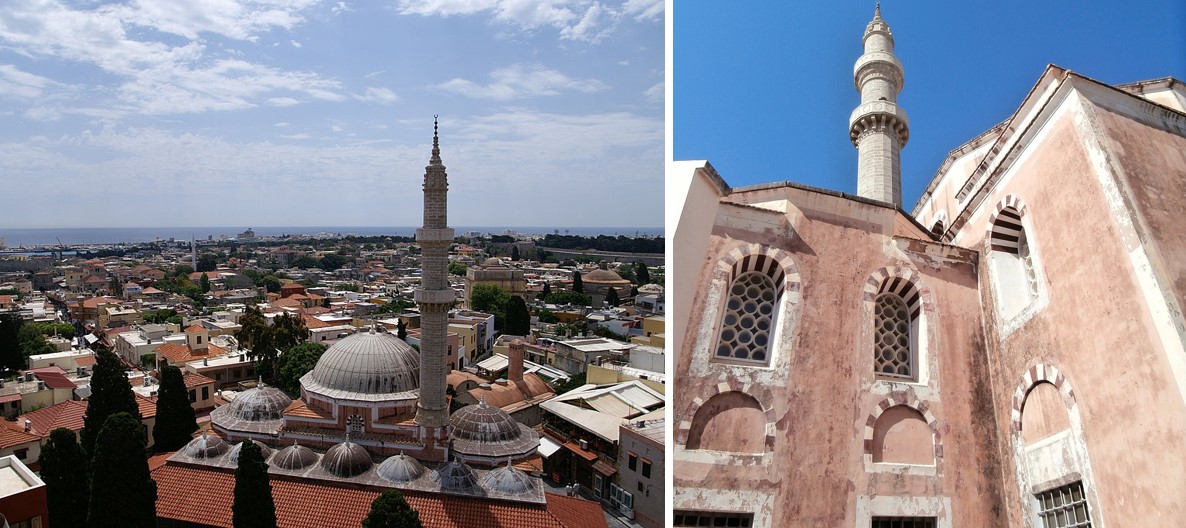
<box><xmin>433</xmin><ymin>460</ymin><xmax>478</xmax><ymax>491</ymax></box>
<box><xmin>183</xmin><ymin>432</ymin><xmax>229</xmax><ymax>459</ymax></box>
<box><xmin>376</xmin><ymin>453</ymin><xmax>427</xmax><ymax>483</ymax></box>
<box><xmin>226</xmin><ymin>383</ymin><xmax>292</xmax><ymax>421</ymax></box>
<box><xmin>321</xmin><ymin>440</ymin><xmax>374</xmax><ymax>478</ymax></box>
<box><xmin>302</xmin><ymin>328</ymin><xmax>420</xmax><ymax>399</ymax></box>
<box><xmin>582</xmin><ymin>261</ymin><xmax>628</xmax><ymax>283</ymax></box>
<box><xmin>449</xmin><ymin>400</ymin><xmax>541</xmax><ymax>462</ymax></box>
<box><xmin>450</xmin><ymin>400</ymin><xmax>523</xmax><ymax>444</ymax></box>
<box><xmin>273</xmin><ymin>442</ymin><xmax>318</xmax><ymax>470</ymax></box>
<box><xmin>228</xmin><ymin>441</ymin><xmax>273</xmax><ymax>464</ymax></box>
<box><xmin>482</xmin><ymin>257</ymin><xmax>505</xmax><ymax>267</ymax></box>
<box><xmin>482</xmin><ymin>464</ymin><xmax>535</xmax><ymax>495</ymax></box>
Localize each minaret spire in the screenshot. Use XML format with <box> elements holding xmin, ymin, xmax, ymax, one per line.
<box><xmin>850</xmin><ymin>2</ymin><xmax>909</xmax><ymax>207</ymax></box>
<box><xmin>414</xmin><ymin>115</ymin><xmax>454</xmax><ymax>434</ymax></box>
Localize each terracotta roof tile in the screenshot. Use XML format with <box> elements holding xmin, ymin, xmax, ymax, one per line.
<box><xmin>0</xmin><ymin>423</ymin><xmax>41</xmax><ymax>450</ymax></box>
<box><xmin>157</xmin><ymin>342</ymin><xmax>226</xmax><ymax>365</ymax></box>
<box><xmin>152</xmin><ymin>462</ymin><xmax>604</xmax><ymax>528</ymax></box>
<box><xmin>26</xmin><ymin>366</ymin><xmax>78</xmax><ymax>390</ymax></box>
<box><xmin>182</xmin><ymin>372</ymin><xmax>216</xmax><ymax>389</ymax></box>
<box><xmin>184</xmin><ymin>324</ymin><xmax>206</xmax><ymax>333</ymax></box>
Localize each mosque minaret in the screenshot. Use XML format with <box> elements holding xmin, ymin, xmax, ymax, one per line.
<box><xmin>850</xmin><ymin>3</ymin><xmax>909</xmax><ymax>207</ymax></box>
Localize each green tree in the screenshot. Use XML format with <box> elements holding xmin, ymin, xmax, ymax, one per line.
<box><xmin>540</xmin><ymin>282</ymin><xmax>552</xmax><ymax>300</ymax></box>
<box><xmin>504</xmin><ymin>296</ymin><xmax>531</xmax><ymax>336</ymax></box>
<box><xmin>545</xmin><ymin>289</ymin><xmax>591</xmax><ymax>307</ymax></box>
<box><xmin>40</xmin><ymin>428</ymin><xmax>89</xmax><ymax>528</ymax></box>
<box><xmin>200</xmin><ymin>272</ymin><xmax>211</xmax><ymax>293</ymax></box>
<box><xmin>108</xmin><ymin>277</ymin><xmax>123</xmax><ymax>296</ymax></box>
<box><xmin>535</xmin><ymin>307</ymin><xmax>559</xmax><ymax>324</ymax></box>
<box><xmin>233</xmin><ymin>439</ymin><xmax>277</xmax><ymax>528</ymax></box>
<box><xmin>197</xmin><ymin>254</ymin><xmax>218</xmax><ymax>272</ymax></box>
<box><xmin>448</xmin><ymin>262</ymin><xmax>467</xmax><ymax>276</ymax></box>
<box><xmin>511</xmin><ymin>245</ymin><xmax>521</xmax><ymax>261</ymax></box>
<box><xmin>362</xmin><ymin>489</ymin><xmax>424</xmax><ymax>528</ymax></box>
<box><xmin>396</xmin><ymin>319</ymin><xmax>408</xmax><ymax>340</ymax></box>
<box><xmin>152</xmin><ymin>365</ymin><xmax>198</xmax><ymax>453</ymax></box>
<box><xmin>635</xmin><ymin>261</ymin><xmax>651</xmax><ymax>285</ymax></box>
<box><xmin>174</xmin><ymin>264</ymin><xmax>194</xmax><ymax>277</ymax></box>
<box><xmin>572</xmin><ymin>269</ymin><xmax>584</xmax><ymax>293</ymax></box>
<box><xmin>319</xmin><ymin>253</ymin><xmax>350</xmax><ymax>271</ymax></box>
<box><xmin>81</xmin><ymin>349</ymin><xmax>142</xmax><ymax>456</ymax></box>
<box><xmin>272</xmin><ymin>312</ymin><xmax>309</xmax><ymax>353</ymax></box>
<box><xmin>261</xmin><ymin>275</ymin><xmax>282</xmax><ymax>294</ymax></box>
<box><xmin>275</xmin><ymin>342</ymin><xmax>328</xmax><ymax>394</ymax></box>
<box><xmin>470</xmin><ymin>283</ymin><xmax>510</xmax><ymax>331</ymax></box>
<box><xmin>237</xmin><ymin>307</ymin><xmax>275</xmax><ymax>379</ymax></box>
<box><xmin>606</xmin><ymin>287</ymin><xmax>621</xmax><ymax>307</ymax></box>
<box><xmin>291</xmin><ymin>255</ymin><xmax>320</xmax><ymax>269</ymax></box>
<box><xmin>553</xmin><ymin>373</ymin><xmax>587</xmax><ymax>395</ymax></box>
<box><xmin>88</xmin><ymin>412</ymin><xmax>156</xmax><ymax>528</ymax></box>
<box><xmin>18</xmin><ymin>324</ymin><xmax>56</xmax><ymax>361</ymax></box>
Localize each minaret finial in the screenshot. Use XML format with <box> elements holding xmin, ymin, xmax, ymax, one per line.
<box><xmin>430</xmin><ymin>114</ymin><xmax>442</xmax><ymax>165</ymax></box>
<box><xmin>875</xmin><ymin>2</ymin><xmax>881</xmax><ymax>18</ymax></box>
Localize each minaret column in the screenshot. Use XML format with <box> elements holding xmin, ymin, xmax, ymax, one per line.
<box><xmin>850</xmin><ymin>4</ymin><xmax>909</xmax><ymax>207</ymax></box>
<box><xmin>415</xmin><ymin>116</ymin><xmax>454</xmax><ymax>429</ymax></box>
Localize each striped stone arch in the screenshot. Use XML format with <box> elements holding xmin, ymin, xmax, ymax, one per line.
<box><xmin>862</xmin><ymin>391</ymin><xmax>944</xmax><ymax>462</ymax></box>
<box><xmin>715</xmin><ymin>243</ymin><xmax>802</xmax><ymax>301</ymax></box>
<box><xmin>861</xmin><ymin>265</ymin><xmax>927</xmax><ymax>320</ymax></box>
<box><xmin>677</xmin><ymin>378</ymin><xmax>777</xmax><ymax>453</ymax></box>
<box><xmin>1010</xmin><ymin>363</ymin><xmax>1078</xmax><ymax>433</ymax></box>
<box><xmin>986</xmin><ymin>194</ymin><xmax>1030</xmax><ymax>253</ymax></box>
<box><xmin>929</xmin><ymin>210</ymin><xmax>949</xmax><ymax>237</ymax></box>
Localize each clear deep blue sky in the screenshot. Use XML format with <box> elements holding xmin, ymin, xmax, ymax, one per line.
<box><xmin>674</xmin><ymin>1</ymin><xmax>1186</xmax><ymax>209</ymax></box>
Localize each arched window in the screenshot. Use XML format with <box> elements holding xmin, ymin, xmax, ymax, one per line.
<box><xmin>873</xmin><ymin>277</ymin><xmax>921</xmax><ymax>380</ymax></box>
<box><xmin>686</xmin><ymin>392</ymin><xmax>766</xmax><ymax>454</ymax></box>
<box><xmin>989</xmin><ymin>205</ymin><xmax>1040</xmax><ymax>319</ymax></box>
<box><xmin>930</xmin><ymin>220</ymin><xmax>944</xmax><ymax>237</ymax></box>
<box><xmin>715</xmin><ymin>255</ymin><xmax>784</xmax><ymax>365</ymax></box>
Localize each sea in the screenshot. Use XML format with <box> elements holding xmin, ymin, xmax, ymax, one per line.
<box><xmin>0</xmin><ymin>226</ymin><xmax>664</xmax><ymax>247</ymax></box>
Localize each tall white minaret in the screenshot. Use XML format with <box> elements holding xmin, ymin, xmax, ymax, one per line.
<box><xmin>850</xmin><ymin>3</ymin><xmax>909</xmax><ymax>207</ymax></box>
<box><xmin>414</xmin><ymin>116</ymin><xmax>453</xmax><ymax>430</ymax></box>
<box><xmin>191</xmin><ymin>235</ymin><xmax>197</xmax><ymax>267</ymax></box>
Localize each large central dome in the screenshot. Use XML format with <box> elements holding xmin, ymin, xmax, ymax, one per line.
<box><xmin>301</xmin><ymin>329</ymin><xmax>420</xmax><ymax>400</ymax></box>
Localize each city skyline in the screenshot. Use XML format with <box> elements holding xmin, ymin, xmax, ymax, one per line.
<box><xmin>0</xmin><ymin>0</ymin><xmax>664</xmax><ymax>228</ymax></box>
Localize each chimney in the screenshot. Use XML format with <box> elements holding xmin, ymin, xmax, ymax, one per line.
<box><xmin>23</xmin><ymin>419</ymin><xmax>31</xmax><ymax>432</ymax></box>
<box><xmin>508</xmin><ymin>339</ymin><xmax>525</xmax><ymax>384</ymax></box>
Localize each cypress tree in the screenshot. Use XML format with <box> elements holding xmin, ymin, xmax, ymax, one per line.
<box><xmin>540</xmin><ymin>282</ymin><xmax>552</xmax><ymax>301</ymax></box>
<box><xmin>233</xmin><ymin>439</ymin><xmax>277</xmax><ymax>528</ymax></box>
<box><xmin>40</xmin><ymin>428</ymin><xmax>88</xmax><ymax>528</ymax></box>
<box><xmin>505</xmin><ymin>296</ymin><xmax>531</xmax><ymax>336</ymax></box>
<box><xmin>572</xmin><ymin>269</ymin><xmax>584</xmax><ymax>293</ymax></box>
<box><xmin>88</xmin><ymin>412</ymin><xmax>156</xmax><ymax>528</ymax></box>
<box><xmin>152</xmin><ymin>365</ymin><xmax>198</xmax><ymax>453</ymax></box>
<box><xmin>635</xmin><ymin>261</ymin><xmax>651</xmax><ymax>285</ymax></box>
<box><xmin>362</xmin><ymin>489</ymin><xmax>424</xmax><ymax>528</ymax></box>
<box><xmin>511</xmin><ymin>245</ymin><xmax>521</xmax><ymax>261</ymax></box>
<box><xmin>82</xmin><ymin>349</ymin><xmax>142</xmax><ymax>455</ymax></box>
<box><xmin>200</xmin><ymin>272</ymin><xmax>211</xmax><ymax>293</ymax></box>
<box><xmin>606</xmin><ymin>287</ymin><xmax>620</xmax><ymax>307</ymax></box>
<box><xmin>397</xmin><ymin>319</ymin><xmax>408</xmax><ymax>340</ymax></box>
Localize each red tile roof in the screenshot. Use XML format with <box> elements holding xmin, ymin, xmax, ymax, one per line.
<box><xmin>0</xmin><ymin>423</ymin><xmax>41</xmax><ymax>450</ymax></box>
<box><xmin>156</xmin><ymin>342</ymin><xmax>226</xmax><ymax>365</ymax></box>
<box><xmin>151</xmin><ymin>462</ymin><xmax>605</xmax><ymax>528</ymax></box>
<box><xmin>182</xmin><ymin>372</ymin><xmax>216</xmax><ymax>389</ymax></box>
<box><xmin>184</xmin><ymin>324</ymin><xmax>206</xmax><ymax>333</ymax></box>
<box><xmin>26</xmin><ymin>366</ymin><xmax>78</xmax><ymax>390</ymax></box>
<box><xmin>18</xmin><ymin>395</ymin><xmax>158</xmax><ymax>438</ymax></box>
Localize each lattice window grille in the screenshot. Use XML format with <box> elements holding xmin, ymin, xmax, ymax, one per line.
<box><xmin>874</xmin><ymin>293</ymin><xmax>912</xmax><ymax>378</ymax></box>
<box><xmin>674</xmin><ymin>510</ymin><xmax>754</xmax><ymax>527</ymax></box>
<box><xmin>1036</xmin><ymin>482</ymin><xmax>1092</xmax><ymax>528</ymax></box>
<box><xmin>871</xmin><ymin>517</ymin><xmax>936</xmax><ymax>528</ymax></box>
<box><xmin>716</xmin><ymin>271</ymin><xmax>777</xmax><ymax>364</ymax></box>
<box><xmin>1018</xmin><ymin>231</ymin><xmax>1039</xmax><ymax>300</ymax></box>
<box><xmin>347</xmin><ymin>414</ymin><xmax>365</xmax><ymax>434</ymax></box>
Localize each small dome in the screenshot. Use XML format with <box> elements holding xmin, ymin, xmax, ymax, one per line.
<box><xmin>226</xmin><ymin>384</ymin><xmax>292</xmax><ymax>422</ymax></box>
<box><xmin>450</xmin><ymin>400</ymin><xmax>522</xmax><ymax>443</ymax></box>
<box><xmin>376</xmin><ymin>453</ymin><xmax>427</xmax><ymax>483</ymax></box>
<box><xmin>581</xmin><ymin>261</ymin><xmax>627</xmax><ymax>283</ymax></box>
<box><xmin>303</xmin><ymin>330</ymin><xmax>420</xmax><ymax>398</ymax></box>
<box><xmin>482</xmin><ymin>464</ymin><xmax>534</xmax><ymax>494</ymax></box>
<box><xmin>273</xmin><ymin>443</ymin><xmax>318</xmax><ymax>470</ymax></box>
<box><xmin>482</xmin><ymin>257</ymin><xmax>504</xmax><ymax>267</ymax></box>
<box><xmin>228</xmin><ymin>441</ymin><xmax>273</xmax><ymax>464</ymax></box>
<box><xmin>322</xmin><ymin>441</ymin><xmax>373</xmax><ymax>478</ymax></box>
<box><xmin>433</xmin><ymin>460</ymin><xmax>478</xmax><ymax>491</ymax></box>
<box><xmin>184</xmin><ymin>432</ymin><xmax>229</xmax><ymax>459</ymax></box>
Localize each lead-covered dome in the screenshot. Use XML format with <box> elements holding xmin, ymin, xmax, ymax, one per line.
<box><xmin>483</xmin><ymin>464</ymin><xmax>535</xmax><ymax>495</ymax></box>
<box><xmin>273</xmin><ymin>442</ymin><xmax>318</xmax><ymax>470</ymax></box>
<box><xmin>301</xmin><ymin>328</ymin><xmax>420</xmax><ymax>400</ymax></box>
<box><xmin>322</xmin><ymin>440</ymin><xmax>373</xmax><ymax>478</ymax></box>
<box><xmin>228</xmin><ymin>440</ymin><xmax>273</xmax><ymax>464</ymax></box>
<box><xmin>183</xmin><ymin>432</ymin><xmax>229</xmax><ymax>459</ymax></box>
<box><xmin>449</xmin><ymin>400</ymin><xmax>540</xmax><ymax>462</ymax></box>
<box><xmin>376</xmin><ymin>452</ymin><xmax>426</xmax><ymax>483</ymax></box>
<box><xmin>226</xmin><ymin>384</ymin><xmax>292</xmax><ymax>421</ymax></box>
<box><xmin>433</xmin><ymin>460</ymin><xmax>478</xmax><ymax>491</ymax></box>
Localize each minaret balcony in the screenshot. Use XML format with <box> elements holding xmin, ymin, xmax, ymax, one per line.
<box><xmin>853</xmin><ymin>51</ymin><xmax>903</xmax><ymax>90</ymax></box>
<box><xmin>849</xmin><ymin>101</ymin><xmax>910</xmax><ymax>145</ymax></box>
<box><xmin>415</xmin><ymin>289</ymin><xmax>457</xmax><ymax>304</ymax></box>
<box><xmin>415</xmin><ymin>227</ymin><xmax>455</xmax><ymax>242</ymax></box>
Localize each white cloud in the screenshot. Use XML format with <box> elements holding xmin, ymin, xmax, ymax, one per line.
<box><xmin>332</xmin><ymin>2</ymin><xmax>351</xmax><ymax>15</ymax></box>
<box><xmin>290</xmin><ymin>40</ymin><xmax>303</xmax><ymax>48</ymax></box>
<box><xmin>280</xmin><ymin>133</ymin><xmax>312</xmax><ymax>139</ymax></box>
<box><xmin>273</xmin><ymin>121</ymin><xmax>290</xmax><ymax>127</ymax></box>
<box><xmin>438</xmin><ymin>63</ymin><xmax>606</xmax><ymax>100</ymax></box>
<box><xmin>355</xmin><ymin>87</ymin><xmax>399</xmax><ymax>104</ymax></box>
<box><xmin>267</xmin><ymin>97</ymin><xmax>300</xmax><ymax>107</ymax></box>
<box><xmin>0</xmin><ymin>64</ymin><xmax>61</xmax><ymax>99</ymax></box>
<box><xmin>643</xmin><ymin>81</ymin><xmax>662</xmax><ymax>104</ymax></box>
<box><xmin>0</xmin><ymin>0</ymin><xmax>344</xmax><ymax>117</ymax></box>
<box><xmin>396</xmin><ymin>0</ymin><xmax>658</xmax><ymax>42</ymax></box>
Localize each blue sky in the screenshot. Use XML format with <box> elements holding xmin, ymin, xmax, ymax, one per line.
<box><xmin>0</xmin><ymin>0</ymin><xmax>663</xmax><ymax>229</ymax></box>
<box><xmin>674</xmin><ymin>1</ymin><xmax>1186</xmax><ymax>210</ymax></box>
